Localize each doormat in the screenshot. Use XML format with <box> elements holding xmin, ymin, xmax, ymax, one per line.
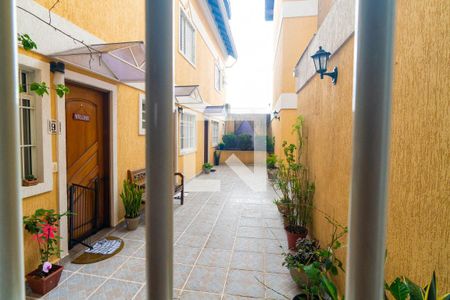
<box><xmin>71</xmin><ymin>236</ymin><xmax>124</xmax><ymax>264</ymax></box>
<box><xmin>174</xmin><ymin>192</ymin><xmax>188</xmax><ymax>200</ymax></box>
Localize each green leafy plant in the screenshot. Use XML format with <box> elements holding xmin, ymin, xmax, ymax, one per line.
<box><xmin>23</xmin><ymin>209</ymin><xmax>70</xmax><ymax>274</ymax></box>
<box><xmin>222</xmin><ymin>134</ymin><xmax>238</xmax><ymax>149</ymax></box>
<box><xmin>120</xmin><ymin>180</ymin><xmax>143</xmax><ymax>219</ymax></box>
<box><xmin>203</xmin><ymin>162</ymin><xmax>213</xmax><ymax>170</ymax></box>
<box><xmin>266</xmin><ymin>154</ymin><xmax>277</xmax><ymax>169</ymax></box>
<box><xmin>18</xmin><ymin>33</ymin><xmax>37</xmax><ymax>51</ymax></box>
<box><xmin>30</xmin><ymin>82</ymin><xmax>49</xmax><ymax>96</ymax></box>
<box><xmin>385</xmin><ymin>272</ymin><xmax>449</xmax><ymax>300</ymax></box>
<box><xmin>287</xmin><ymin>216</ymin><xmax>347</xmax><ymax>300</ymax></box>
<box><xmin>55</xmin><ymin>84</ymin><xmax>70</xmax><ymax>98</ymax></box>
<box><xmin>25</xmin><ymin>174</ymin><xmax>37</xmax><ymax>181</ymax></box>
<box><xmin>273</xmin><ymin>116</ymin><xmax>315</xmax><ymax>231</ymax></box>
<box><xmin>283</xmin><ymin>238</ymin><xmax>320</xmax><ymax>269</ymax></box>
<box><xmin>237</xmin><ymin>134</ymin><xmax>253</xmax><ymax>150</ymax></box>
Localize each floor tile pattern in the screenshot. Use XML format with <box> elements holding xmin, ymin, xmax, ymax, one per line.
<box><xmin>27</xmin><ymin>166</ymin><xmax>298</xmax><ymax>299</ymax></box>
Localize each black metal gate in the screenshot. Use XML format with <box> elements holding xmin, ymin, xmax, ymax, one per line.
<box><xmin>68</xmin><ymin>178</ymin><xmax>99</xmax><ymax>249</ymax></box>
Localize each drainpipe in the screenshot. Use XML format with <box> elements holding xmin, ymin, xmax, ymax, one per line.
<box><xmin>0</xmin><ymin>0</ymin><xmax>25</xmax><ymax>299</ymax></box>
<box><xmin>345</xmin><ymin>0</ymin><xmax>396</xmax><ymax>299</ymax></box>
<box><xmin>145</xmin><ymin>0</ymin><xmax>174</xmax><ymax>299</ymax></box>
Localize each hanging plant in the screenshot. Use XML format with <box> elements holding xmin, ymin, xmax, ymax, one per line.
<box><xmin>17</xmin><ymin>34</ymin><xmax>70</xmax><ymax>98</ymax></box>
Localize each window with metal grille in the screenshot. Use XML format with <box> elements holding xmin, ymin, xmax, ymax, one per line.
<box><xmin>19</xmin><ymin>69</ymin><xmax>37</xmax><ymax>180</ymax></box>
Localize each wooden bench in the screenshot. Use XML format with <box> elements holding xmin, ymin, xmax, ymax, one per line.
<box><xmin>127</xmin><ymin>169</ymin><xmax>185</xmax><ymax>205</ymax></box>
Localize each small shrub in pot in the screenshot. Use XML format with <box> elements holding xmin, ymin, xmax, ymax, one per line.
<box><xmin>121</xmin><ymin>180</ymin><xmax>143</xmax><ymax>230</ymax></box>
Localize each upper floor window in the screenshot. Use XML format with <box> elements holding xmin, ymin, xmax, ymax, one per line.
<box><xmin>19</xmin><ymin>69</ymin><xmax>37</xmax><ymax>181</ymax></box>
<box><xmin>180</xmin><ymin>112</ymin><xmax>196</xmax><ymax>153</ymax></box>
<box><xmin>179</xmin><ymin>11</ymin><xmax>196</xmax><ymax>65</ymax></box>
<box><xmin>215</xmin><ymin>64</ymin><xmax>224</xmax><ymax>92</ymax></box>
<box><xmin>212</xmin><ymin>121</ymin><xmax>219</xmax><ymax>146</ymax></box>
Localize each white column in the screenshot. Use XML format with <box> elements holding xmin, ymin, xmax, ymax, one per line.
<box><xmin>0</xmin><ymin>0</ymin><xmax>25</xmax><ymax>299</ymax></box>
<box><xmin>345</xmin><ymin>0</ymin><xmax>396</xmax><ymax>299</ymax></box>
<box><xmin>53</xmin><ymin>64</ymin><xmax>69</xmax><ymax>257</ymax></box>
<box><xmin>145</xmin><ymin>0</ymin><xmax>174</xmax><ymax>299</ymax></box>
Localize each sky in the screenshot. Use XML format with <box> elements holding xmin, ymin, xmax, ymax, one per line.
<box><xmin>226</xmin><ymin>0</ymin><xmax>274</xmax><ymax>113</ymax></box>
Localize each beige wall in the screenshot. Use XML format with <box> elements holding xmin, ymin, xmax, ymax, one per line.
<box><xmin>295</xmin><ymin>0</ymin><xmax>450</xmax><ymax>292</ymax></box>
<box><xmin>318</xmin><ymin>0</ymin><xmax>334</xmax><ymax>27</ymax></box>
<box><xmin>273</xmin><ymin>16</ymin><xmax>317</xmax><ymax>106</ymax></box>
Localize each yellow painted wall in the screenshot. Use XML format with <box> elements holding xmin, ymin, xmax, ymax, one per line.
<box><xmin>296</xmin><ymin>38</ymin><xmax>354</xmax><ymax>291</ymax></box>
<box><xmin>272</xmin><ymin>16</ymin><xmax>316</xmax><ymax>106</ymax></box>
<box><xmin>35</xmin><ymin>0</ymin><xmax>145</xmax><ymax>42</ymax></box>
<box><xmin>175</xmin><ymin>0</ymin><xmax>227</xmax><ymax>106</ymax></box>
<box><xmin>18</xmin><ymin>49</ymin><xmax>58</xmax><ymax>274</ymax></box>
<box><xmin>271</xmin><ymin>109</ymin><xmax>298</xmax><ymax>159</ymax></box>
<box><xmin>294</xmin><ymin>0</ymin><xmax>450</xmax><ymax>292</ymax></box>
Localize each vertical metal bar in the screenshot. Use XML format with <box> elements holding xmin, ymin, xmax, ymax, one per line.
<box><xmin>69</xmin><ymin>186</ymin><xmax>75</xmax><ymax>248</ymax></box>
<box><xmin>345</xmin><ymin>0</ymin><xmax>396</xmax><ymax>299</ymax></box>
<box><xmin>0</xmin><ymin>1</ymin><xmax>25</xmax><ymax>299</ymax></box>
<box><xmin>145</xmin><ymin>0</ymin><xmax>174</xmax><ymax>299</ymax></box>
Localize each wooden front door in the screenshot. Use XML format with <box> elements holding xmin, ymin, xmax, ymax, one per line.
<box><xmin>66</xmin><ymin>82</ymin><xmax>109</xmax><ymax>247</ymax></box>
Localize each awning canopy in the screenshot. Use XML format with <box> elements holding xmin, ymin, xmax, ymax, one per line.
<box><xmin>204</xmin><ymin>105</ymin><xmax>228</xmax><ymax>120</ymax></box>
<box><xmin>175</xmin><ymin>85</ymin><xmax>208</xmax><ymax>111</ymax></box>
<box><xmin>50</xmin><ymin>41</ymin><xmax>145</xmax><ymax>82</ymax></box>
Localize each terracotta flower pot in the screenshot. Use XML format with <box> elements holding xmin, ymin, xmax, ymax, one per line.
<box><xmin>125</xmin><ymin>215</ymin><xmax>140</xmax><ymax>230</ymax></box>
<box><xmin>285</xmin><ymin>226</ymin><xmax>308</xmax><ymax>249</ymax></box>
<box><xmin>22</xmin><ymin>179</ymin><xmax>38</xmax><ymax>186</ymax></box>
<box><xmin>26</xmin><ymin>264</ymin><xmax>64</xmax><ymax>295</ymax></box>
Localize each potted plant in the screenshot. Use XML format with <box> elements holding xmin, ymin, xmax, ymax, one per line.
<box><xmin>266</xmin><ymin>154</ymin><xmax>278</xmax><ymax>180</ymax></box>
<box><xmin>273</xmin><ymin>197</ymin><xmax>290</xmax><ymax>215</ymax></box>
<box><xmin>289</xmin><ymin>216</ymin><xmax>347</xmax><ymax>300</ymax></box>
<box><xmin>283</xmin><ymin>237</ymin><xmax>320</xmax><ymax>288</ymax></box>
<box><xmin>203</xmin><ymin>162</ymin><xmax>213</xmax><ymax>174</ymax></box>
<box><xmin>274</xmin><ymin>116</ymin><xmax>315</xmax><ymax>249</ymax></box>
<box><xmin>120</xmin><ymin>180</ymin><xmax>143</xmax><ymax>230</ymax></box>
<box><xmin>23</xmin><ymin>174</ymin><xmax>38</xmax><ymax>186</ymax></box>
<box><xmin>218</xmin><ymin>142</ymin><xmax>225</xmax><ymax>150</ymax></box>
<box><xmin>23</xmin><ymin>209</ymin><xmax>70</xmax><ymax>295</ymax></box>
<box><xmin>213</xmin><ymin>150</ymin><xmax>221</xmax><ymax>166</ymax></box>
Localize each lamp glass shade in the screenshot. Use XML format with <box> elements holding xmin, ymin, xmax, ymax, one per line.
<box><xmin>311</xmin><ymin>46</ymin><xmax>331</xmax><ymax>73</ymax></box>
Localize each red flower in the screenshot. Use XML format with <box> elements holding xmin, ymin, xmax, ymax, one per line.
<box><xmin>41</xmin><ymin>224</ymin><xmax>57</xmax><ymax>240</ymax></box>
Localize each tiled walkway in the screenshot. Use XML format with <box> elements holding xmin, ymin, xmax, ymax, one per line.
<box><xmin>28</xmin><ymin>166</ymin><xmax>299</xmax><ymax>299</ymax></box>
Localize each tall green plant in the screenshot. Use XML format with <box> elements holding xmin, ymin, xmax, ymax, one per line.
<box><xmin>120</xmin><ymin>180</ymin><xmax>143</xmax><ymax>218</ymax></box>
<box><xmin>274</xmin><ymin>115</ymin><xmax>315</xmax><ymax>229</ymax></box>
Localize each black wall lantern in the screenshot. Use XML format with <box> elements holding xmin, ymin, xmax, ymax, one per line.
<box><xmin>273</xmin><ymin>111</ymin><xmax>280</xmax><ymax>120</ymax></box>
<box><xmin>311</xmin><ymin>46</ymin><xmax>338</xmax><ymax>85</ymax></box>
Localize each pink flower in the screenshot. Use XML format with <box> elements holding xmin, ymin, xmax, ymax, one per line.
<box><xmin>41</xmin><ymin>224</ymin><xmax>57</xmax><ymax>240</ymax></box>
<box><xmin>42</xmin><ymin>262</ymin><xmax>52</xmax><ymax>273</ymax></box>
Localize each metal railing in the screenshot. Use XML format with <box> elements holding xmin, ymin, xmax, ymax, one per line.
<box><xmin>68</xmin><ymin>178</ymin><xmax>99</xmax><ymax>249</ymax></box>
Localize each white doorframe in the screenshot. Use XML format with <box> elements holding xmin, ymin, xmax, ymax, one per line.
<box><xmin>58</xmin><ymin>69</ymin><xmax>119</xmax><ymax>257</ymax></box>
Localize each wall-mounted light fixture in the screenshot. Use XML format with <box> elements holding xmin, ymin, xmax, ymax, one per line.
<box><xmin>311</xmin><ymin>46</ymin><xmax>338</xmax><ymax>85</ymax></box>
<box><xmin>177</xmin><ymin>106</ymin><xmax>183</xmax><ymax>114</ymax></box>
<box><xmin>273</xmin><ymin>111</ymin><xmax>280</xmax><ymax>120</ymax></box>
